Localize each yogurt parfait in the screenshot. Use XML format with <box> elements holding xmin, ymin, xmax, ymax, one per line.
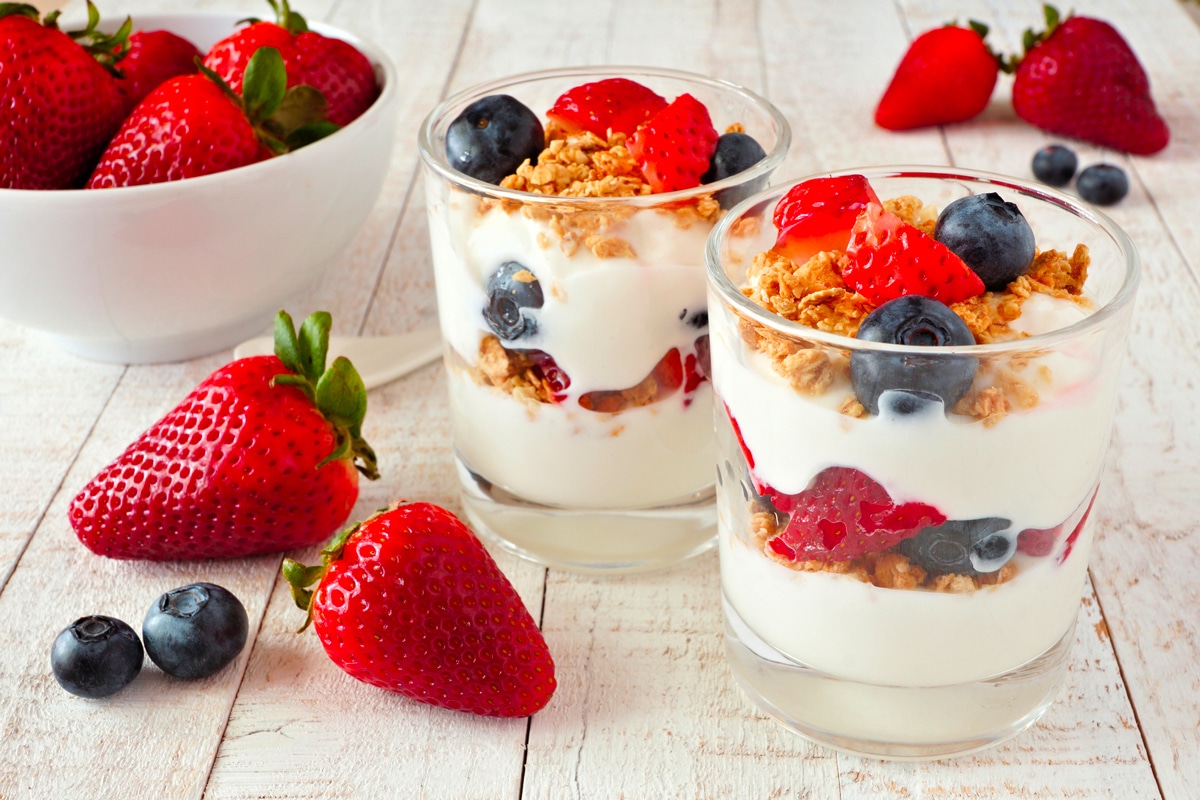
<box><xmin>418</xmin><ymin>68</ymin><xmax>789</xmax><ymax>571</ymax></box>
<box><xmin>706</xmin><ymin>168</ymin><xmax>1139</xmax><ymax>757</ymax></box>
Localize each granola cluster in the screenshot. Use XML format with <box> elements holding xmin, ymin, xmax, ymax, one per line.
<box><xmin>750</xmin><ymin>509</ymin><xmax>1017</xmax><ymax>592</ymax></box>
<box><xmin>740</xmin><ymin>195</ymin><xmax>1092</xmax><ymax>426</ymax></box>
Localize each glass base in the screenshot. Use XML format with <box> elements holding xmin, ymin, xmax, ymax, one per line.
<box><xmin>457</xmin><ymin>457</ymin><xmax>716</xmax><ymax>573</ymax></box>
<box><xmin>723</xmin><ymin>594</ymin><xmax>1073</xmax><ymax>760</ymax></box>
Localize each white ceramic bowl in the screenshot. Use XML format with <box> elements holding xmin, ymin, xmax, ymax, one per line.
<box><xmin>0</xmin><ymin>12</ymin><xmax>398</xmax><ymax>363</ymax></box>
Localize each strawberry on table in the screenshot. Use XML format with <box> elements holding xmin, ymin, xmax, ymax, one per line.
<box><xmin>283</xmin><ymin>503</ymin><xmax>557</xmax><ymax>718</ymax></box>
<box><xmin>87</xmin><ymin>46</ymin><xmax>337</xmax><ymax>188</ymax></box>
<box><xmin>547</xmin><ymin>77</ymin><xmax>667</xmax><ymax>138</ymax></box>
<box><xmin>203</xmin><ymin>0</ymin><xmax>378</xmax><ymax>126</ymax></box>
<box><xmin>69</xmin><ymin>310</ymin><xmax>379</xmax><ymax>561</ymax></box>
<box><xmin>843</xmin><ymin>199</ymin><xmax>985</xmax><ymax>307</ymax></box>
<box><xmin>114</xmin><ymin>29</ymin><xmax>202</xmax><ymax>112</ymax></box>
<box><xmin>765</xmin><ymin>467</ymin><xmax>946</xmax><ymax>563</ymax></box>
<box><xmin>1008</xmin><ymin>4</ymin><xmax>1169</xmax><ymax>155</ymax></box>
<box><xmin>626</xmin><ymin>93</ymin><xmax>719</xmax><ymax>193</ymax></box>
<box><xmin>0</xmin><ymin>2</ymin><xmax>129</xmax><ymax>189</ymax></box>
<box><xmin>875</xmin><ymin>22</ymin><xmax>999</xmax><ymax>131</ymax></box>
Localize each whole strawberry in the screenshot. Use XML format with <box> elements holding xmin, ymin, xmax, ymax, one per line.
<box><xmin>87</xmin><ymin>47</ymin><xmax>336</xmax><ymax>188</ymax></box>
<box><xmin>284</xmin><ymin>503</ymin><xmax>557</xmax><ymax>718</ymax></box>
<box><xmin>875</xmin><ymin>22</ymin><xmax>999</xmax><ymax>130</ymax></box>
<box><xmin>115</xmin><ymin>29</ymin><xmax>202</xmax><ymax>112</ymax></box>
<box><xmin>69</xmin><ymin>310</ymin><xmax>379</xmax><ymax>560</ymax></box>
<box><xmin>1009</xmin><ymin>5</ymin><xmax>1169</xmax><ymax>155</ymax></box>
<box><xmin>0</xmin><ymin>2</ymin><xmax>129</xmax><ymax>189</ymax></box>
<box><xmin>626</xmin><ymin>93</ymin><xmax>719</xmax><ymax>193</ymax></box>
<box><xmin>203</xmin><ymin>0</ymin><xmax>378</xmax><ymax>127</ymax></box>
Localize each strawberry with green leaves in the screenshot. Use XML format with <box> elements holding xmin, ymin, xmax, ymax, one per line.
<box><xmin>1008</xmin><ymin>5</ymin><xmax>1169</xmax><ymax>155</ymax></box>
<box><xmin>0</xmin><ymin>1</ymin><xmax>130</xmax><ymax>189</ymax></box>
<box><xmin>875</xmin><ymin>22</ymin><xmax>999</xmax><ymax>131</ymax></box>
<box><xmin>203</xmin><ymin>0</ymin><xmax>378</xmax><ymax>127</ymax></box>
<box><xmin>87</xmin><ymin>46</ymin><xmax>337</xmax><ymax>188</ymax></box>
<box><xmin>70</xmin><ymin>310</ymin><xmax>379</xmax><ymax>560</ymax></box>
<box><xmin>284</xmin><ymin>502</ymin><xmax>557</xmax><ymax>718</ymax></box>
<box><xmin>627</xmin><ymin>93</ymin><xmax>719</xmax><ymax>193</ymax></box>
<box><xmin>114</xmin><ymin>28</ymin><xmax>202</xmax><ymax>112</ymax></box>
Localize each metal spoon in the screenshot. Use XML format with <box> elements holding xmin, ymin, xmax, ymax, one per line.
<box><xmin>232</xmin><ymin>327</ymin><xmax>443</xmax><ymax>390</ymax></box>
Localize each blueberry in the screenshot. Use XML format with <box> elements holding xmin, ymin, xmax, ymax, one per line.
<box><xmin>143</xmin><ymin>583</ymin><xmax>248</xmax><ymax>680</ymax></box>
<box><xmin>680</xmin><ymin>308</ymin><xmax>708</xmax><ymax>329</ymax></box>
<box><xmin>51</xmin><ymin>616</ymin><xmax>143</xmax><ymax>699</ymax></box>
<box><xmin>1076</xmin><ymin>164</ymin><xmax>1129</xmax><ymax>206</ymax></box>
<box><xmin>484</xmin><ymin>261</ymin><xmax>544</xmax><ymax>340</ymax></box>
<box><xmin>850</xmin><ymin>296</ymin><xmax>977</xmax><ymax>416</ymax></box>
<box><xmin>898</xmin><ymin>517</ymin><xmax>1014</xmax><ymax>576</ymax></box>
<box><xmin>934</xmin><ymin>193</ymin><xmax>1036</xmax><ymax>290</ymax></box>
<box><xmin>700</xmin><ymin>132</ymin><xmax>768</xmax><ymax>208</ymax></box>
<box><xmin>1031</xmin><ymin>144</ymin><xmax>1078</xmax><ymax>187</ymax></box>
<box><xmin>445</xmin><ymin>94</ymin><xmax>544</xmax><ymax>185</ymax></box>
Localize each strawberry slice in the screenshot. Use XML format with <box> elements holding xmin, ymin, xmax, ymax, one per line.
<box><xmin>765</xmin><ymin>467</ymin><xmax>945</xmax><ymax>562</ymax></box>
<box><xmin>843</xmin><ymin>202</ymin><xmax>985</xmax><ymax>306</ymax></box>
<box><xmin>547</xmin><ymin>77</ymin><xmax>667</xmax><ymax>138</ymax></box>
<box><xmin>626</xmin><ymin>93</ymin><xmax>719</xmax><ymax>193</ymax></box>
<box><xmin>772</xmin><ymin>174</ymin><xmax>879</xmax><ymax>264</ymax></box>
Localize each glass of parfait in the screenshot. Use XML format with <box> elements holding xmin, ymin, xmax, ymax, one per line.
<box><xmin>418</xmin><ymin>67</ymin><xmax>790</xmax><ymax>572</ymax></box>
<box><xmin>706</xmin><ymin>167</ymin><xmax>1139</xmax><ymax>757</ymax></box>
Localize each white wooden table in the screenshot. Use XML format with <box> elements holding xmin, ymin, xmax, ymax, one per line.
<box><xmin>3</xmin><ymin>0</ymin><xmax>1198</xmax><ymax>797</ymax></box>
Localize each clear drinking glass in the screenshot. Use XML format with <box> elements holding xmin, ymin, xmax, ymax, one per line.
<box><xmin>418</xmin><ymin>67</ymin><xmax>790</xmax><ymax>572</ymax></box>
<box><xmin>706</xmin><ymin>167</ymin><xmax>1140</xmax><ymax>757</ymax></box>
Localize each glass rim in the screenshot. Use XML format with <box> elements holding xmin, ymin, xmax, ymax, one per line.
<box><xmin>416</xmin><ymin>64</ymin><xmax>792</xmax><ymax>208</ymax></box>
<box><xmin>705</xmin><ymin>165</ymin><xmax>1142</xmax><ymax>356</ymax></box>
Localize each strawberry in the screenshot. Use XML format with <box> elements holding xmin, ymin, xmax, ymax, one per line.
<box><xmin>843</xmin><ymin>200</ymin><xmax>985</xmax><ymax>306</ymax></box>
<box><xmin>86</xmin><ymin>47</ymin><xmax>336</xmax><ymax>188</ymax></box>
<box><xmin>1008</xmin><ymin>5</ymin><xmax>1168</xmax><ymax>155</ymax></box>
<box><xmin>114</xmin><ymin>29</ymin><xmax>202</xmax><ymax>112</ymax></box>
<box><xmin>765</xmin><ymin>467</ymin><xmax>945</xmax><ymax>562</ymax></box>
<box><xmin>69</xmin><ymin>310</ymin><xmax>379</xmax><ymax>560</ymax></box>
<box><xmin>772</xmin><ymin>174</ymin><xmax>880</xmax><ymax>265</ymax></box>
<box><xmin>203</xmin><ymin>0</ymin><xmax>378</xmax><ymax>127</ymax></box>
<box><xmin>546</xmin><ymin>77</ymin><xmax>667</xmax><ymax>138</ymax></box>
<box><xmin>875</xmin><ymin>22</ymin><xmax>999</xmax><ymax>131</ymax></box>
<box><xmin>626</xmin><ymin>93</ymin><xmax>719</xmax><ymax>193</ymax></box>
<box><xmin>283</xmin><ymin>502</ymin><xmax>557</xmax><ymax>717</ymax></box>
<box><xmin>0</xmin><ymin>2</ymin><xmax>129</xmax><ymax>189</ymax></box>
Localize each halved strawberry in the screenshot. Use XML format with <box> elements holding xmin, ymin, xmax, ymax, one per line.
<box><xmin>773</xmin><ymin>174</ymin><xmax>879</xmax><ymax>264</ymax></box>
<box><xmin>626</xmin><ymin>93</ymin><xmax>719</xmax><ymax>193</ymax></box>
<box><xmin>843</xmin><ymin>202</ymin><xmax>985</xmax><ymax>306</ymax></box>
<box><xmin>765</xmin><ymin>467</ymin><xmax>945</xmax><ymax>562</ymax></box>
<box><xmin>547</xmin><ymin>77</ymin><xmax>667</xmax><ymax>138</ymax></box>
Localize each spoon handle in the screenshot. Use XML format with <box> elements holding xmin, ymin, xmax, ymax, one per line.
<box><xmin>232</xmin><ymin>327</ymin><xmax>443</xmax><ymax>390</ymax></box>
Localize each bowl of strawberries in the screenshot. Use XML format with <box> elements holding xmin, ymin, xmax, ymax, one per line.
<box><xmin>0</xmin><ymin>2</ymin><xmax>398</xmax><ymax>363</ymax></box>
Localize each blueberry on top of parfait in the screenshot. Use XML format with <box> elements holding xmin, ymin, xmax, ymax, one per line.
<box><xmin>934</xmin><ymin>193</ymin><xmax>1036</xmax><ymax>291</ymax></box>
<box><xmin>446</xmin><ymin>94</ymin><xmax>544</xmax><ymax>185</ymax></box>
<box><xmin>850</xmin><ymin>295</ymin><xmax>977</xmax><ymax>416</ymax></box>
<box><xmin>701</xmin><ymin>131</ymin><xmax>767</xmax><ymax>209</ymax></box>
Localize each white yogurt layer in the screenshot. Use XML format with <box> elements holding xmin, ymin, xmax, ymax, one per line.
<box><xmin>721</xmin><ymin>513</ymin><xmax>1094</xmax><ymax>686</ymax></box>
<box><xmin>713</xmin><ymin>287</ymin><xmax>1115</xmax><ymax>686</ymax></box>
<box><xmin>427</xmin><ymin>189</ymin><xmax>717</xmax><ymax>509</ymax></box>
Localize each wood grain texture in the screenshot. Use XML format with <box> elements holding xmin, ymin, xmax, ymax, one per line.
<box><xmin>1</xmin><ymin>0</ymin><xmax>1197</xmax><ymax>797</ymax></box>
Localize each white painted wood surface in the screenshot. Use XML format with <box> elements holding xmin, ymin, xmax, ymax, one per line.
<box><xmin>1</xmin><ymin>0</ymin><xmax>1197</xmax><ymax>797</ymax></box>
